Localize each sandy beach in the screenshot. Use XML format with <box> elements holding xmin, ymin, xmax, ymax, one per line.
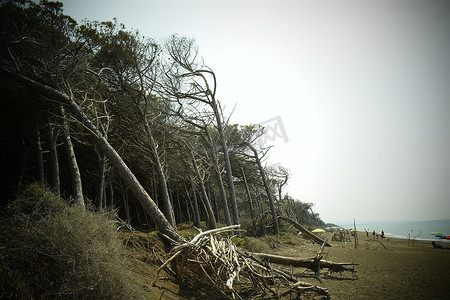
<box><xmin>128</xmin><ymin>226</ymin><xmax>450</xmax><ymax>299</ymax></box>
<box><xmin>282</xmin><ymin>231</ymin><xmax>450</xmax><ymax>300</ymax></box>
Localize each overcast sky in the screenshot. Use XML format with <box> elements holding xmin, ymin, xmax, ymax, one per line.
<box><xmin>59</xmin><ymin>0</ymin><xmax>450</xmax><ymax>224</ymax></box>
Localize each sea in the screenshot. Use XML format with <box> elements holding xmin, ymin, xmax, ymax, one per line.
<box><xmin>338</xmin><ymin>219</ymin><xmax>450</xmax><ymax>243</ymax></box>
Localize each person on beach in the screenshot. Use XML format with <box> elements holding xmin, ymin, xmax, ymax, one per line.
<box><xmin>381</xmin><ymin>230</ymin><xmax>385</xmax><ymax>239</ymax></box>
<box><xmin>373</xmin><ymin>230</ymin><xmax>376</xmax><ymax>239</ymax></box>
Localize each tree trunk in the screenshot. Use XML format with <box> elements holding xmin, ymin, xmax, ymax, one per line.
<box><xmin>34</xmin><ymin>126</ymin><xmax>44</xmax><ymax>186</ymax></box>
<box><xmin>123</xmin><ymin>188</ymin><xmax>131</xmax><ymax>223</ymax></box>
<box><xmin>240</xmin><ymin>164</ymin><xmax>255</xmax><ymax>224</ymax></box>
<box><xmin>248</xmin><ymin>144</ymin><xmax>279</xmax><ymax>239</ymax></box>
<box><xmin>108</xmin><ymin>170</ymin><xmax>114</xmax><ymax>208</ymax></box>
<box><xmin>211</xmin><ymin>100</ymin><xmax>239</xmax><ymax>226</ymax></box>
<box><xmin>168</xmin><ymin>182</ymin><xmax>176</xmax><ymax>224</ymax></box>
<box><xmin>97</xmin><ymin>152</ymin><xmax>107</xmax><ymax>209</ymax></box>
<box><xmin>191</xmin><ymin>157</ymin><xmax>216</xmax><ymax>229</ymax></box>
<box><xmin>143</xmin><ymin>121</ymin><xmax>176</xmax><ymax>228</ymax></box>
<box><xmin>184</xmin><ymin>188</ymin><xmax>192</xmax><ymax>222</ymax></box>
<box><xmin>278</xmin><ymin>174</ymin><xmax>288</xmax><ymax>202</ymax></box>
<box><xmin>0</xmin><ymin>68</ymin><xmax>182</xmax><ymax>243</ymax></box>
<box><xmin>205</xmin><ymin>128</ymin><xmax>232</xmax><ymax>226</ymax></box>
<box><xmin>189</xmin><ymin>178</ymin><xmax>201</xmax><ymax>228</ymax></box>
<box><xmin>208</xmin><ymin>184</ymin><xmax>220</xmax><ymax>223</ymax></box>
<box><xmin>47</xmin><ymin>122</ymin><xmax>60</xmax><ymax>194</ymax></box>
<box><xmin>60</xmin><ymin>106</ymin><xmax>84</xmax><ymax>208</ymax></box>
<box><xmin>134</xmin><ymin>197</ymin><xmax>143</xmax><ymax>227</ymax></box>
<box><xmin>176</xmin><ymin>193</ymin><xmax>182</xmax><ymax>223</ymax></box>
<box><xmin>253</xmin><ymin>253</ymin><xmax>356</xmax><ymax>273</ymax></box>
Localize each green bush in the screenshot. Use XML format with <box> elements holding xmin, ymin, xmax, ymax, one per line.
<box><xmin>231</xmin><ymin>237</ymin><xmax>246</xmax><ymax>247</ymax></box>
<box><xmin>0</xmin><ymin>185</ymin><xmax>141</xmax><ymax>299</ymax></box>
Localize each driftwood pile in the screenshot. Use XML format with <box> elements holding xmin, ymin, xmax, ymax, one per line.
<box><xmin>153</xmin><ymin>225</ymin><xmax>358</xmax><ymax>299</ymax></box>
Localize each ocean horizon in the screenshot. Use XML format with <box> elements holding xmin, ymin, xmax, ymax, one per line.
<box><xmin>337</xmin><ymin>219</ymin><xmax>450</xmax><ymax>243</ymax></box>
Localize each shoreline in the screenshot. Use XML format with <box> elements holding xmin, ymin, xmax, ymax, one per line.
<box><xmin>383</xmin><ymin>233</ymin><xmax>450</xmax><ymax>243</ymax></box>
<box><xmin>335</xmin><ymin>218</ymin><xmax>450</xmax><ymax>245</ymax></box>
<box><xmin>355</xmin><ymin>230</ymin><xmax>450</xmax><ymax>244</ymax></box>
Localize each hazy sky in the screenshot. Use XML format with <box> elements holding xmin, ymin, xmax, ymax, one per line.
<box><xmin>59</xmin><ymin>0</ymin><xmax>449</xmax><ymax>224</ymax></box>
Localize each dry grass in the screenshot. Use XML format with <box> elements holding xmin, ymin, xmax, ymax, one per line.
<box><xmin>0</xmin><ymin>184</ymin><xmax>141</xmax><ymax>299</ymax></box>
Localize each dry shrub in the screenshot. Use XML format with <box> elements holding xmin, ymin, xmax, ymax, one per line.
<box><xmin>0</xmin><ymin>184</ymin><xmax>141</xmax><ymax>299</ymax></box>
<box><xmin>243</xmin><ymin>237</ymin><xmax>274</xmax><ymax>253</ymax></box>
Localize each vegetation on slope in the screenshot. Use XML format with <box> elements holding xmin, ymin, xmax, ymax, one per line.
<box><xmin>0</xmin><ymin>185</ymin><xmax>141</xmax><ymax>299</ymax></box>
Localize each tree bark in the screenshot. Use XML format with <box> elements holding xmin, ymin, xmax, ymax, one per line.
<box><xmin>176</xmin><ymin>193</ymin><xmax>182</xmax><ymax>223</ymax></box>
<box><xmin>185</xmin><ymin>194</ymin><xmax>191</xmax><ymax>222</ymax></box>
<box><xmin>47</xmin><ymin>122</ymin><xmax>60</xmax><ymax>194</ymax></box>
<box><xmin>97</xmin><ymin>152</ymin><xmax>107</xmax><ymax>209</ymax></box>
<box><xmin>0</xmin><ymin>67</ymin><xmax>181</xmax><ymax>243</ymax></box>
<box><xmin>205</xmin><ymin>128</ymin><xmax>232</xmax><ymax>226</ymax></box>
<box><xmin>189</xmin><ymin>177</ymin><xmax>201</xmax><ymax>228</ymax></box>
<box><xmin>122</xmin><ymin>187</ymin><xmax>131</xmax><ymax>223</ymax></box>
<box><xmin>60</xmin><ymin>106</ymin><xmax>84</xmax><ymax>207</ymax></box>
<box><xmin>108</xmin><ymin>170</ymin><xmax>114</xmax><ymax>208</ymax></box>
<box><xmin>143</xmin><ymin>120</ymin><xmax>176</xmax><ymax>228</ymax></box>
<box><xmin>211</xmin><ymin>100</ymin><xmax>239</xmax><ymax>226</ymax></box>
<box><xmin>34</xmin><ymin>126</ymin><xmax>44</xmax><ymax>186</ymax></box>
<box><xmin>191</xmin><ymin>156</ymin><xmax>216</xmax><ymax>229</ymax></box>
<box><xmin>208</xmin><ymin>184</ymin><xmax>220</xmax><ymax>223</ymax></box>
<box><xmin>278</xmin><ymin>174</ymin><xmax>288</xmax><ymax>201</ymax></box>
<box><xmin>240</xmin><ymin>164</ymin><xmax>255</xmax><ymax>224</ymax></box>
<box><xmin>253</xmin><ymin>253</ymin><xmax>356</xmax><ymax>273</ymax></box>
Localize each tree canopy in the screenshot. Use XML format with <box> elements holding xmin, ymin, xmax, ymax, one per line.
<box><xmin>0</xmin><ymin>0</ymin><xmax>325</xmax><ymax>239</ymax></box>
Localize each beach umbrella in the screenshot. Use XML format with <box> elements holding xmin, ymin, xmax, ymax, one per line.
<box><xmin>431</xmin><ymin>232</ymin><xmax>446</xmax><ymax>238</ymax></box>
<box><xmin>311</xmin><ymin>228</ymin><xmax>325</xmax><ymax>233</ymax></box>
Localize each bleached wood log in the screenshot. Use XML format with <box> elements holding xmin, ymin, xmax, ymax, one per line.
<box><xmin>253</xmin><ymin>252</ymin><xmax>358</xmax><ymax>273</ymax></box>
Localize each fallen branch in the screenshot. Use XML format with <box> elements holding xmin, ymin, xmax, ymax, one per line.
<box><xmin>252</xmin><ymin>253</ymin><xmax>358</xmax><ymax>274</ymax></box>
<box><xmin>151</xmin><ymin>250</ymin><xmax>183</xmax><ymax>286</ymax></box>
<box><xmin>115</xmin><ymin>215</ymin><xmax>135</xmax><ymax>233</ymax></box>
